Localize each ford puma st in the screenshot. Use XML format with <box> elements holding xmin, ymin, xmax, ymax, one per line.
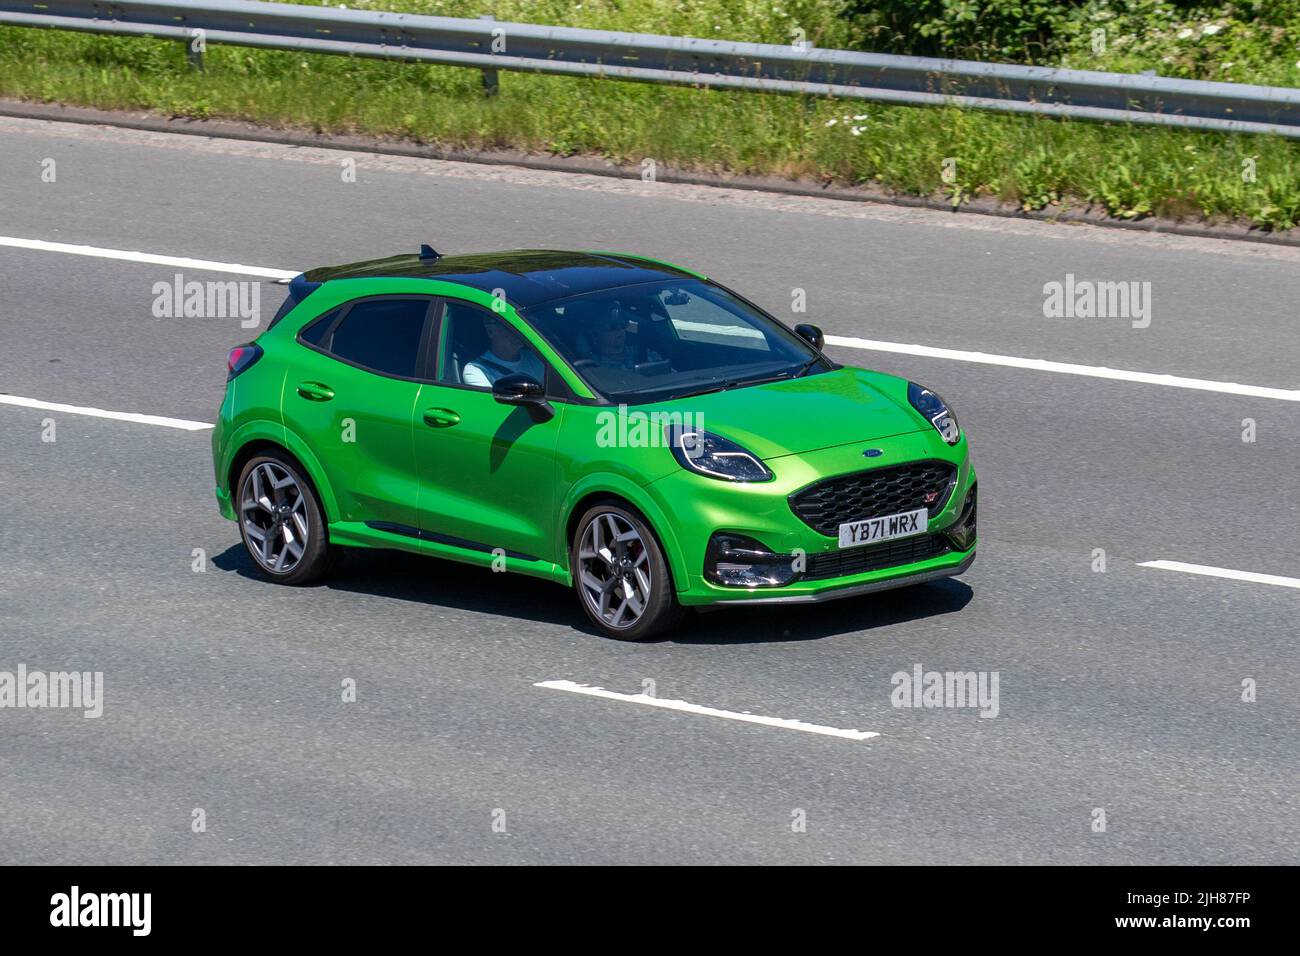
<box><xmin>212</xmin><ymin>248</ymin><xmax>977</xmax><ymax>640</ymax></box>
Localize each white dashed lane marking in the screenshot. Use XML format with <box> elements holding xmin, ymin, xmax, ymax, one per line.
<box><xmin>535</xmin><ymin>680</ymin><xmax>880</xmax><ymax>740</ymax></box>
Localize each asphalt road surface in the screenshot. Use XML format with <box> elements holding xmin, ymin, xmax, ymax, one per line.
<box><xmin>1</xmin><ymin>115</ymin><xmax>1297</xmax><ymax>865</ymax></box>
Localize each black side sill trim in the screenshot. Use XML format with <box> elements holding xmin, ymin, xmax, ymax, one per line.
<box><xmin>365</xmin><ymin>522</ymin><xmax>539</xmax><ymax>563</ymax></box>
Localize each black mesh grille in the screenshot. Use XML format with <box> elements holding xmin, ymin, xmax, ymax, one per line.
<box><xmin>789</xmin><ymin>461</ymin><xmax>957</xmax><ymax>537</ymax></box>
<box><xmin>803</xmin><ymin>534</ymin><xmax>950</xmax><ymax>581</ymax></box>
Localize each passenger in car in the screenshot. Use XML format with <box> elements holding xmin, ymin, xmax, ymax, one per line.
<box><xmin>585</xmin><ymin>307</ymin><xmax>663</xmax><ymax>371</ymax></box>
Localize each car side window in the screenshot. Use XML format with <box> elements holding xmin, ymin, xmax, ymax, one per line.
<box><xmin>318</xmin><ymin>298</ymin><xmax>431</xmax><ymax>379</ymax></box>
<box><xmin>439</xmin><ymin>300</ymin><xmax>547</xmax><ymax>391</ymax></box>
<box><xmin>298</xmin><ymin>307</ymin><xmax>341</xmax><ymax>347</ymax></box>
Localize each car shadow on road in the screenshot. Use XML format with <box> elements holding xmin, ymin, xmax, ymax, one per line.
<box><xmin>212</xmin><ymin>543</ymin><xmax>581</xmax><ymax>629</ymax></box>
<box><xmin>668</xmin><ymin>578</ymin><xmax>974</xmax><ymax>645</ymax></box>
<box><xmin>212</xmin><ymin>544</ymin><xmax>974</xmax><ymax>643</ymax></box>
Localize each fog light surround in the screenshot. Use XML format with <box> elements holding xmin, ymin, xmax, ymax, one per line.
<box><xmin>943</xmin><ymin>485</ymin><xmax>978</xmax><ymax>552</ymax></box>
<box><xmin>704</xmin><ymin>533</ymin><xmax>801</xmax><ymax>588</ymax></box>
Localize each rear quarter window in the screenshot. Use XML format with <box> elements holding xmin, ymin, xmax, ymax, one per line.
<box><xmin>298</xmin><ymin>308</ymin><xmax>341</xmax><ymax>347</ymax></box>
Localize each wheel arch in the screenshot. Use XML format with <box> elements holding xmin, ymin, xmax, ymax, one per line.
<box><xmin>226</xmin><ymin>426</ymin><xmax>341</xmax><ymax>526</ymax></box>
<box><xmin>560</xmin><ymin>475</ymin><xmax>688</xmax><ymax>593</ymax></box>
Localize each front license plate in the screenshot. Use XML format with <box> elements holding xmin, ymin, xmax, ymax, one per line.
<box><xmin>837</xmin><ymin>507</ymin><xmax>927</xmax><ymax>549</ymax></box>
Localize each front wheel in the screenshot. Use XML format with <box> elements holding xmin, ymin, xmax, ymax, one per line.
<box><xmin>572</xmin><ymin>504</ymin><xmax>683</xmax><ymax>641</ymax></box>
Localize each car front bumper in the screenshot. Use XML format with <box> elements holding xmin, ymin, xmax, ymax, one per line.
<box><xmin>701</xmin><ymin>548</ymin><xmax>975</xmax><ymax>604</ymax></box>
<box><xmin>644</xmin><ymin>428</ymin><xmax>977</xmax><ymax>607</ymax></box>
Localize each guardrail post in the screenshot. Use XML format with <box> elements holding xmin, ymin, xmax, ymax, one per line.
<box><xmin>479</xmin><ymin>14</ymin><xmax>499</xmax><ymax>96</ymax></box>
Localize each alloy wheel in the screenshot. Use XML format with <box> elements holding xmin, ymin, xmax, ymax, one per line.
<box><xmin>240</xmin><ymin>461</ymin><xmax>310</xmax><ymax>574</ymax></box>
<box><xmin>577</xmin><ymin>512</ymin><xmax>652</xmax><ymax>630</ymax></box>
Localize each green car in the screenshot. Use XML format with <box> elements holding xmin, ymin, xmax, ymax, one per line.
<box><xmin>213</xmin><ymin>248</ymin><xmax>976</xmax><ymax>640</ymax></box>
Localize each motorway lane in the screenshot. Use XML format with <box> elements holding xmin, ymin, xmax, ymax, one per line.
<box><xmin>4</xmin><ymin>243</ymin><xmax>1295</xmax><ymax>576</ymax></box>
<box><xmin>3</xmin><ymin>114</ymin><xmax>1300</xmax><ymax>391</ymax></box>
<box><xmin>0</xmin><ymin>412</ymin><xmax>1296</xmax><ymax>863</ymax></box>
<box><xmin>0</xmin><ymin>116</ymin><xmax>1298</xmax><ymax>864</ymax></box>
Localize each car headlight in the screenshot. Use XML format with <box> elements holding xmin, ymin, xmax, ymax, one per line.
<box><xmin>665</xmin><ymin>425</ymin><xmax>772</xmax><ymax>482</ymax></box>
<box><xmin>908</xmin><ymin>382</ymin><xmax>961</xmax><ymax>445</ymax></box>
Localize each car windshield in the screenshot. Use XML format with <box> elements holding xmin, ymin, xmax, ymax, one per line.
<box><xmin>522</xmin><ymin>278</ymin><xmax>825</xmax><ymax>403</ymax></box>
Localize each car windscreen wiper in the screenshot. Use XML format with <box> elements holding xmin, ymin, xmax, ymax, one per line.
<box><xmin>675</xmin><ymin>366</ymin><xmax>812</xmax><ymax>399</ymax></box>
<box><xmin>791</xmin><ymin>356</ymin><xmax>823</xmax><ymax>378</ymax></box>
<box><xmin>668</xmin><ymin>381</ymin><xmax>736</xmax><ymax>399</ymax></box>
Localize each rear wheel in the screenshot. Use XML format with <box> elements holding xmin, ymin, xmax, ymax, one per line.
<box><xmin>237</xmin><ymin>453</ymin><xmax>335</xmax><ymax>585</ymax></box>
<box><xmin>572</xmin><ymin>504</ymin><xmax>682</xmax><ymax>640</ymax></box>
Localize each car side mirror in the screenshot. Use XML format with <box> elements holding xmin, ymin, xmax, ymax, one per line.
<box><xmin>492</xmin><ymin>373</ymin><xmax>553</xmax><ymax>418</ymax></box>
<box><xmin>794</xmin><ymin>323</ymin><xmax>824</xmax><ymax>350</ymax></box>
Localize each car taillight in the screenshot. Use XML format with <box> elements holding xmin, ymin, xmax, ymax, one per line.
<box><xmin>227</xmin><ymin>343</ymin><xmax>263</xmax><ymax>381</ymax></box>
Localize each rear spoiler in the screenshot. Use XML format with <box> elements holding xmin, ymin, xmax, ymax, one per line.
<box><xmin>266</xmin><ymin>273</ymin><xmax>323</xmax><ymax>331</ymax></box>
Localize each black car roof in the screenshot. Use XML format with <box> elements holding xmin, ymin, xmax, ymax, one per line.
<box><xmin>300</xmin><ymin>249</ymin><xmax>698</xmax><ymax>308</ymax></box>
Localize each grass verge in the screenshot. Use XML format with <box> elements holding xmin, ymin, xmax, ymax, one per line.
<box><xmin>1</xmin><ymin>11</ymin><xmax>1299</xmax><ymax>231</ymax></box>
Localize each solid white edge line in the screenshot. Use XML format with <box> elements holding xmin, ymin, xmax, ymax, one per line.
<box><xmin>0</xmin><ymin>394</ymin><xmax>213</xmax><ymax>431</ymax></box>
<box><xmin>1137</xmin><ymin>560</ymin><xmax>1300</xmax><ymax>590</ymax></box>
<box><xmin>824</xmin><ymin>335</ymin><xmax>1300</xmax><ymax>402</ymax></box>
<box><xmin>534</xmin><ymin>680</ymin><xmax>880</xmax><ymax>740</ymax></box>
<box><xmin>0</xmin><ymin>235</ymin><xmax>298</xmax><ymax>280</ymax></box>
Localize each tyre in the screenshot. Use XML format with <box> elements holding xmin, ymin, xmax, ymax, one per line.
<box><xmin>236</xmin><ymin>452</ymin><xmax>336</xmax><ymax>585</ymax></box>
<box><xmin>572</xmin><ymin>503</ymin><xmax>683</xmax><ymax>640</ymax></box>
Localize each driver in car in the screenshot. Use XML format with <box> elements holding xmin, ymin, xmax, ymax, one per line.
<box><xmin>463</xmin><ymin>314</ymin><xmax>545</xmax><ymax>387</ymax></box>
